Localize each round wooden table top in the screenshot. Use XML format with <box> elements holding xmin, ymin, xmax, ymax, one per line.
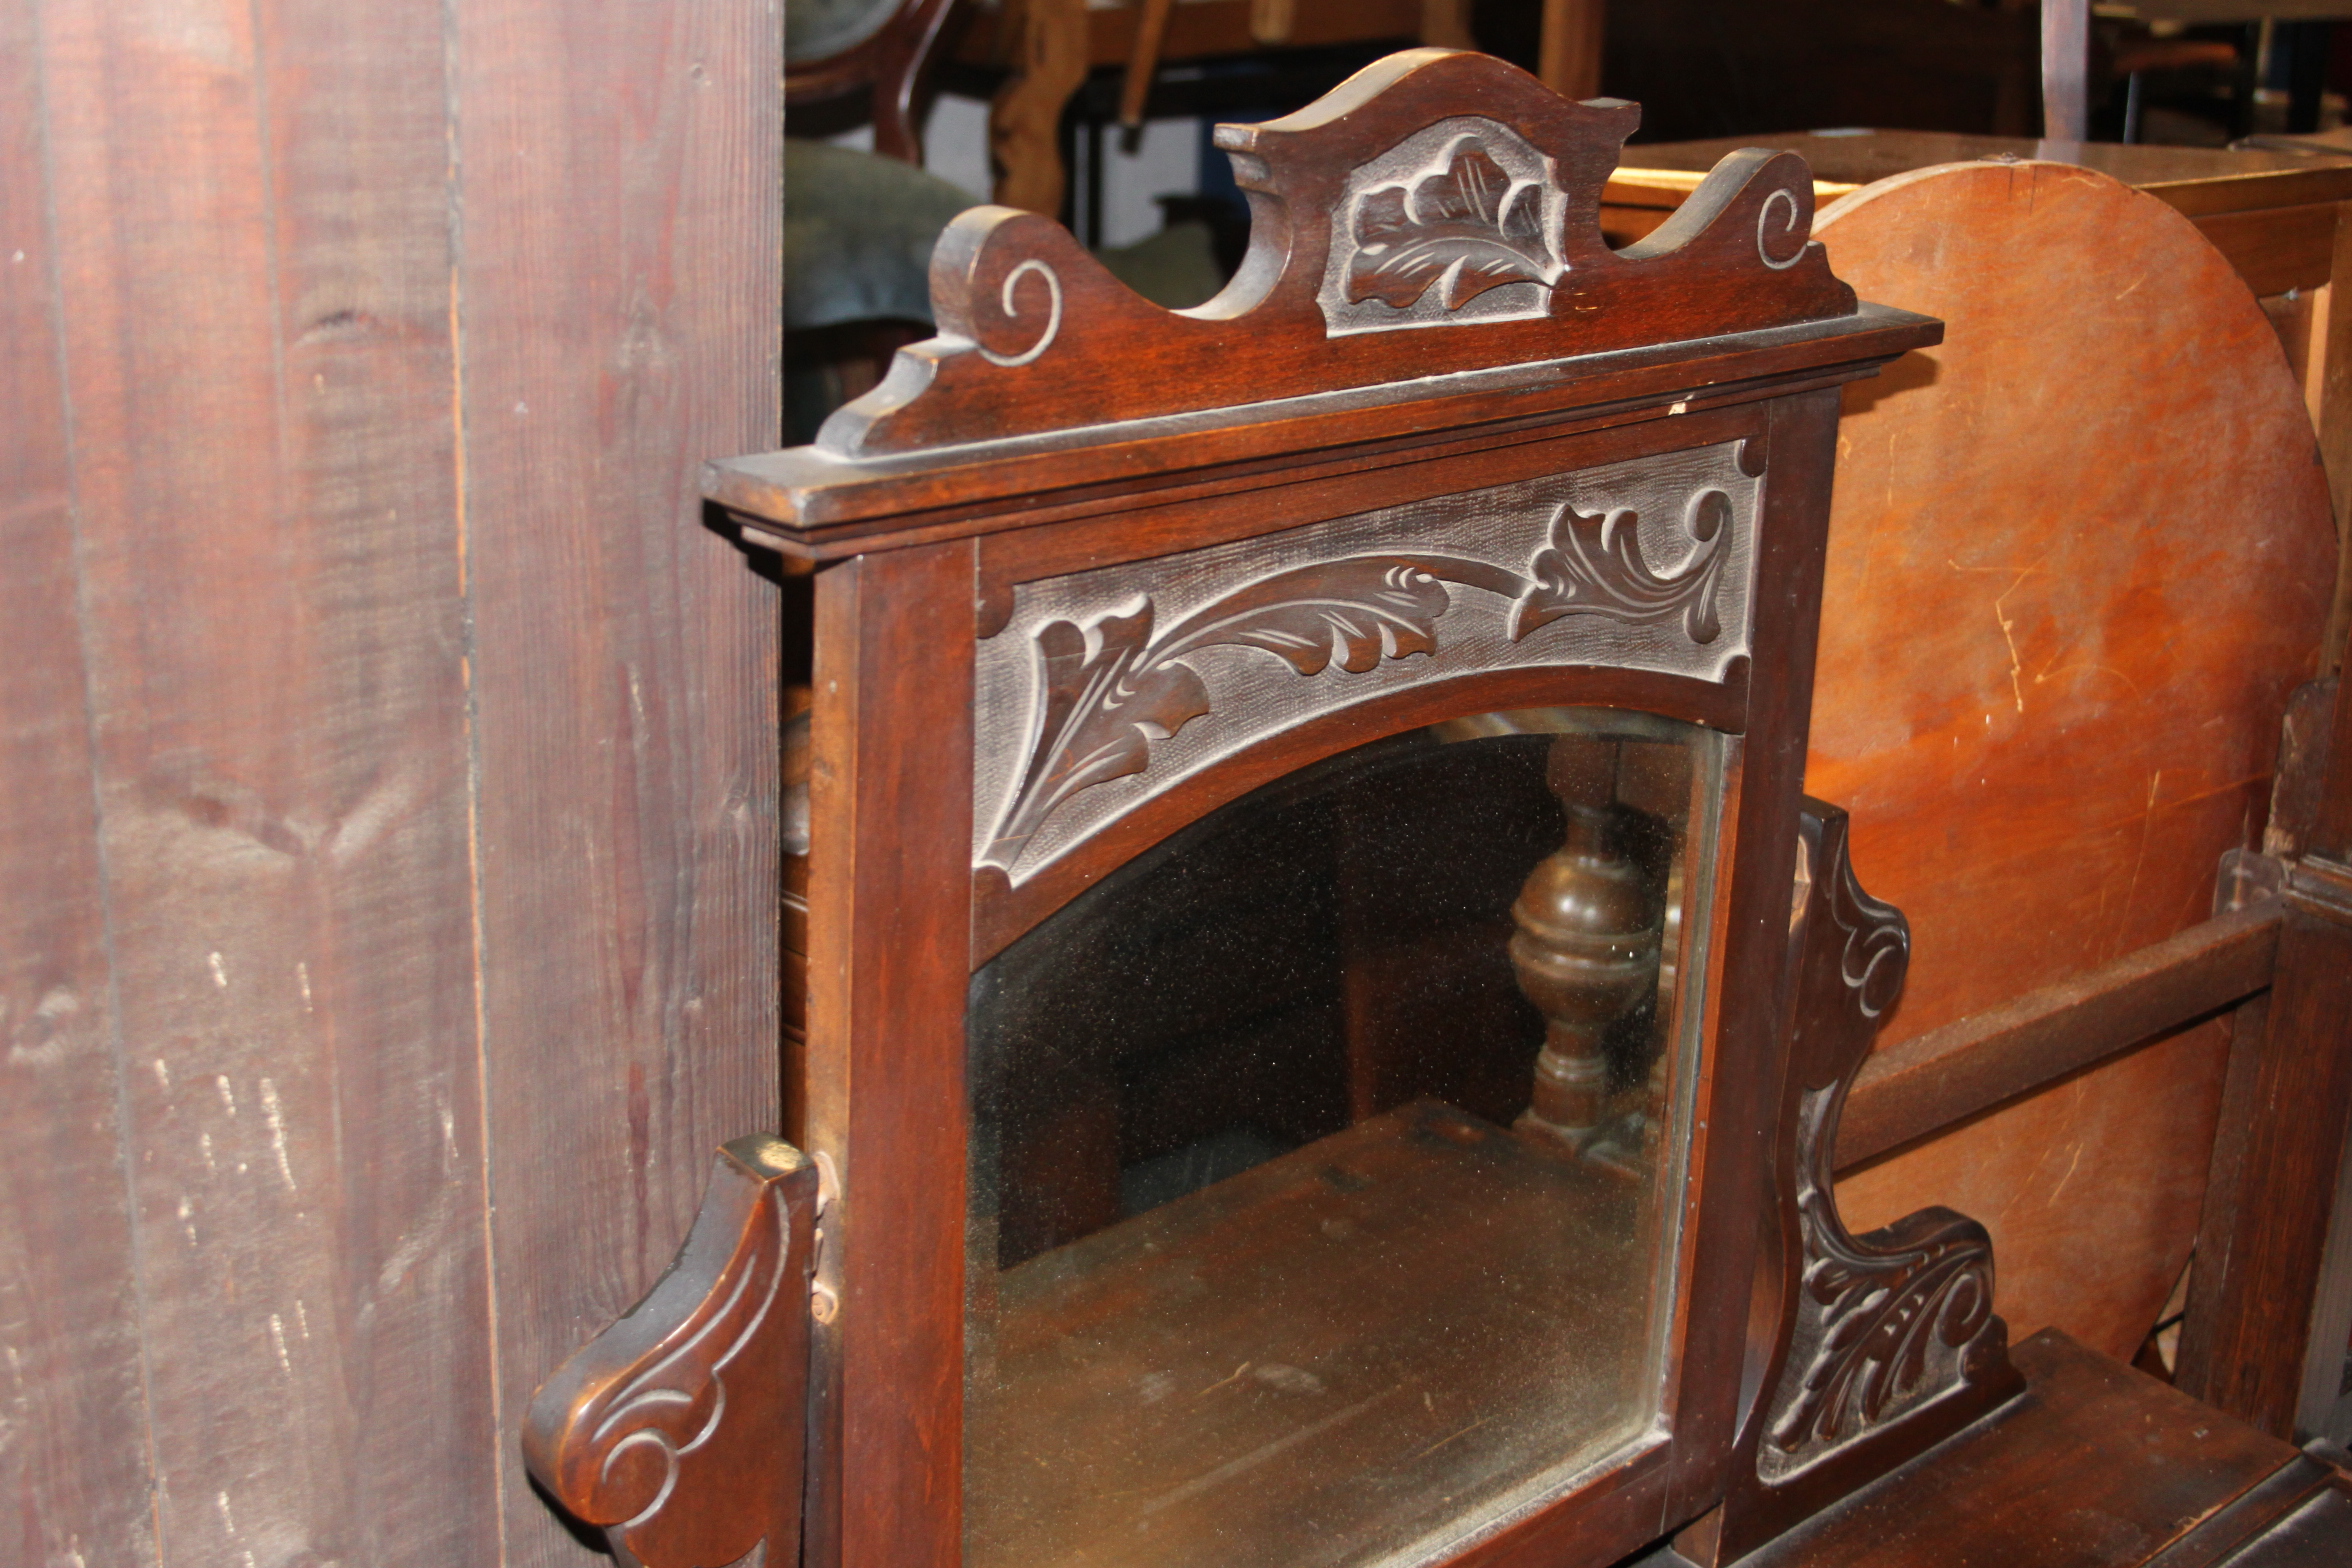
<box><xmin>1811</xmin><ymin>157</ymin><xmax>2333</xmax><ymax>1037</ymax></box>
<box><xmin>1804</xmin><ymin>158</ymin><xmax>2337</xmax><ymax>1358</ymax></box>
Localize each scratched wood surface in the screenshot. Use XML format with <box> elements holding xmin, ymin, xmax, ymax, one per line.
<box><xmin>450</xmin><ymin>0</ymin><xmax>783</xmax><ymax>1561</ymax></box>
<box><xmin>1803</xmin><ymin>161</ymin><xmax>2338</xmax><ymax>1360</ymax></box>
<box><xmin>1</xmin><ymin>0</ymin><xmax>780</xmax><ymax>1562</ymax></box>
<box><xmin>0</xmin><ymin>0</ymin><xmax>154</xmax><ymax>1562</ymax></box>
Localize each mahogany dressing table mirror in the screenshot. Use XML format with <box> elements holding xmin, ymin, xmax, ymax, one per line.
<box><xmin>519</xmin><ymin>49</ymin><xmax>2016</xmax><ymax>1568</ymax></box>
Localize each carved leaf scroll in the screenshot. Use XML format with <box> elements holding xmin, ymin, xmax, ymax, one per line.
<box><xmin>1768</xmin><ymin>1090</ymin><xmax>1999</xmax><ymax>1461</ymax></box>
<box><xmin>524</xmin><ymin>1136</ymin><xmax>819</xmax><ymax>1568</ymax></box>
<box><xmin>984</xmin><ymin>491</ymin><xmax>1742</xmax><ymax>873</ymax></box>
<box><xmin>1347</xmin><ymin>137</ymin><xmax>1563</xmax><ymax>311</ymax></box>
<box><xmin>988</xmin><ymin>559</ymin><xmax>1468</xmax><ymax>865</ymax></box>
<box><xmin>1748</xmin><ymin>805</ymin><xmax>2019</xmax><ymax>1496</ymax></box>
<box><xmin>1514</xmin><ymin>490</ymin><xmax>1731</xmax><ymax>645</ymax></box>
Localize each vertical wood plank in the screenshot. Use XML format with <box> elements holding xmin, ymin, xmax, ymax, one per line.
<box><xmin>37</xmin><ymin>0</ymin><xmax>501</xmax><ymax>1559</ymax></box>
<box><xmin>804</xmin><ymin>544</ymin><xmax>976</xmax><ymax>1568</ymax></box>
<box><xmin>0</xmin><ymin>0</ymin><xmax>156</xmax><ymax>1561</ymax></box>
<box><xmin>2178</xmin><ymin>905</ymin><xmax>2352</xmax><ymax>1436</ymax></box>
<box><xmin>450</xmin><ymin>0</ymin><xmax>782</xmax><ymax>1558</ymax></box>
<box><xmin>2312</xmin><ymin>204</ymin><xmax>2352</xmax><ymax>673</ymax></box>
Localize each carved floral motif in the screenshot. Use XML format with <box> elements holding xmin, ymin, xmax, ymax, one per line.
<box><xmin>1518</xmin><ymin>492</ymin><xmax>1731</xmax><ymax>645</ymax></box>
<box><xmin>1757</xmin><ymin>831</ymin><xmax>2006</xmax><ymax>1482</ymax></box>
<box><xmin>982</xmin><ymin>490</ymin><xmax>1735</xmax><ymax>870</ymax></box>
<box><xmin>1347</xmin><ymin>138</ymin><xmax>1564</xmax><ymax>312</ymax></box>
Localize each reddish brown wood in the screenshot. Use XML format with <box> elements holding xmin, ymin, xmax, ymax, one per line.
<box><xmin>451</xmin><ymin>0</ymin><xmax>783</xmax><ymax>1560</ymax></box>
<box><xmin>970</xmin><ymin>402</ymin><xmax>1768</xmax><ymax>605</ymax></box>
<box><xmin>1836</xmin><ymin>901</ymin><xmax>2284</xmax><ymax>1168</ymax></box>
<box><xmin>688</xmin><ymin>55</ymin><xmax>1947</xmax><ymax>1568</ymax></box>
<box><xmin>811</xmin><ymin>54</ymin><xmax>1855</xmax><ymax>458</ymax></box>
<box><xmin>30</xmin><ymin>0</ymin><xmax>505</xmax><ymax>1557</ymax></box>
<box><xmin>1705</xmin><ymin>801</ymin><xmax>2022</xmax><ymax>1562</ymax></box>
<box><xmin>1620</xmin><ymin>132</ymin><xmax>2352</xmax><ymax>298</ymax></box>
<box><xmin>1703</xmin><ymin>1330</ymin><xmax>2317</xmax><ymax>1568</ymax></box>
<box><xmin>805</xmin><ymin>542</ymin><xmax>977</xmax><ymax>1568</ymax></box>
<box><xmin>2317</xmin><ymin>654</ymin><xmax>2352</xmax><ymax>858</ymax></box>
<box><xmin>9</xmin><ymin>0</ymin><xmax>782</xmax><ymax>1561</ymax></box>
<box><xmin>525</xmin><ymin>1136</ymin><xmax>819</xmax><ymax>1568</ymax></box>
<box><xmin>0</xmin><ymin>2</ymin><xmax>154</xmax><ymax>1559</ymax></box>
<box><xmin>709</xmin><ymin>332</ymin><xmax>1920</xmax><ymax>550</ymax></box>
<box><xmin>1799</xmin><ymin>157</ymin><xmax>2335</xmax><ymax>1366</ymax></box>
<box><xmin>2177</xmin><ymin>894</ymin><xmax>2352</xmax><ymax>1436</ymax></box>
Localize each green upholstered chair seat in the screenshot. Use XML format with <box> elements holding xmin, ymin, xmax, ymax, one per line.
<box><xmin>785</xmin><ymin>138</ymin><xmax>977</xmax><ymax>330</ymax></box>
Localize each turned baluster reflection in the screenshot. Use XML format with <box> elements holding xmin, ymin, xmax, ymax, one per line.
<box><xmin>1511</xmin><ymin>738</ymin><xmax>1665</xmax><ymax>1153</ymax></box>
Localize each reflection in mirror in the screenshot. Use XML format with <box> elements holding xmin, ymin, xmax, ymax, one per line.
<box><xmin>965</xmin><ymin>708</ymin><xmax>1728</xmax><ymax>1568</ymax></box>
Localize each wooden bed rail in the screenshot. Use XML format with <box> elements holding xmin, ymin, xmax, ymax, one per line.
<box><xmin>1838</xmin><ymin>898</ymin><xmax>2285</xmax><ymax>1170</ymax></box>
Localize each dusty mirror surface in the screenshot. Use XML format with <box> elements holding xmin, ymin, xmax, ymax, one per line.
<box><xmin>964</xmin><ymin>707</ymin><xmax>1728</xmax><ymax>1568</ymax></box>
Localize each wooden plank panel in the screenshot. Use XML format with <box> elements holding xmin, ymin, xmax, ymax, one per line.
<box><xmin>2178</xmin><ymin>898</ymin><xmax>2352</xmax><ymax>1436</ymax></box>
<box><xmin>0</xmin><ymin>2</ymin><xmax>155</xmax><ymax>1562</ymax></box>
<box><xmin>37</xmin><ymin>0</ymin><xmax>499</xmax><ymax>1558</ymax></box>
<box><xmin>1840</xmin><ymin>1020</ymin><xmax>2233</xmax><ymax>1364</ymax></box>
<box><xmin>2193</xmin><ymin>202</ymin><xmax>2340</xmax><ymax>299</ymax></box>
<box><xmin>449</xmin><ymin>0</ymin><xmax>783</xmax><ymax>1558</ymax></box>
<box><xmin>806</xmin><ymin>544</ymin><xmax>975</xmax><ymax>1568</ymax></box>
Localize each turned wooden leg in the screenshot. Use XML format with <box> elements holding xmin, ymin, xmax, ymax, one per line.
<box><xmin>991</xmin><ymin>0</ymin><xmax>1088</xmax><ymax>216</ymax></box>
<box><xmin>1512</xmin><ymin>737</ymin><xmax>1664</xmax><ymax>1150</ymax></box>
<box><xmin>524</xmin><ymin>1135</ymin><xmax>820</xmax><ymax>1568</ymax></box>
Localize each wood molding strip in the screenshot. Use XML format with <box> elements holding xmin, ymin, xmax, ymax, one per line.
<box><xmin>1838</xmin><ymin>899</ymin><xmax>2284</xmax><ymax>1169</ymax></box>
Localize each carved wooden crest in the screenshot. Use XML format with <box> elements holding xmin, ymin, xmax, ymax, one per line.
<box><xmin>815</xmin><ymin>49</ymin><xmax>1854</xmax><ymax>458</ymax></box>
<box><xmin>972</xmin><ymin>440</ymin><xmax>1763</xmax><ymax>890</ymax></box>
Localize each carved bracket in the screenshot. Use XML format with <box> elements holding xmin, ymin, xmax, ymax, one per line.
<box><xmin>1704</xmin><ymin>802</ymin><xmax>2023</xmax><ymax>1562</ymax></box>
<box><xmin>816</xmin><ymin>49</ymin><xmax>1855</xmax><ymax>456</ymax></box>
<box><xmin>523</xmin><ymin>1135</ymin><xmax>820</xmax><ymax>1568</ymax></box>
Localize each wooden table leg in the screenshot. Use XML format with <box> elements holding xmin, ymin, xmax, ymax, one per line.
<box><xmin>1538</xmin><ymin>0</ymin><xmax>1604</xmax><ymax>101</ymax></box>
<box><xmin>991</xmin><ymin>0</ymin><xmax>1089</xmax><ymax>216</ymax></box>
<box><xmin>2041</xmin><ymin>0</ymin><xmax>2090</xmax><ymax>141</ymax></box>
<box><xmin>1118</xmin><ymin>0</ymin><xmax>1177</xmax><ymax>130</ymax></box>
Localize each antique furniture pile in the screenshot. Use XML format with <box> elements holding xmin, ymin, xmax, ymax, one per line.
<box><xmin>522</xmin><ymin>49</ymin><xmax>2352</xmax><ymax>1568</ymax></box>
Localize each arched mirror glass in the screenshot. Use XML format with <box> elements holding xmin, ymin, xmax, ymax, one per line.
<box><xmin>964</xmin><ymin>705</ymin><xmax>1731</xmax><ymax>1568</ymax></box>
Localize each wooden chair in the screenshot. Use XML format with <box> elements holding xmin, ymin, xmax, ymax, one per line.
<box><xmin>788</xmin><ymin>0</ymin><xmax>965</xmax><ymax>162</ymax></box>
<box><xmin>520</xmin><ymin>48</ymin><xmax>2352</xmax><ymax>1568</ymax></box>
<box><xmin>784</xmin><ymin>0</ymin><xmax>983</xmax><ymax>437</ymax></box>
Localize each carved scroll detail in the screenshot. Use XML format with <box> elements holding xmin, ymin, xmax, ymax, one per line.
<box><xmin>976</xmin><ymin>259</ymin><xmax>1062</xmax><ymax>367</ymax></box>
<box><xmin>982</xmin><ymin>493</ymin><xmax>1731</xmax><ymax>870</ymax></box>
<box><xmin>1516</xmin><ymin>490</ymin><xmax>1731</xmax><ymax>645</ymax></box>
<box><xmin>1713</xmin><ymin>803</ymin><xmax>2021</xmax><ymax>1553</ymax></box>
<box><xmin>780</xmin><ymin>51</ymin><xmax>1863</xmax><ymax>458</ymax></box>
<box><xmin>524</xmin><ymin>1136</ymin><xmax>819</xmax><ymax>1568</ymax></box>
<box><xmin>1765</xmin><ymin>1088</ymin><xmax>1999</xmax><ymax>1470</ymax></box>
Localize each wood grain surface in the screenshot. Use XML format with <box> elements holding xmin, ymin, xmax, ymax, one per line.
<box><xmin>1720</xmin><ymin>1329</ymin><xmax>2312</xmax><ymax>1568</ymax></box>
<box><xmin>33</xmin><ymin>0</ymin><xmax>498</xmax><ymax>1560</ymax></box>
<box><xmin>450</xmin><ymin>1</ymin><xmax>783</xmax><ymax>1561</ymax></box>
<box><xmin>3</xmin><ymin>0</ymin><xmax>781</xmax><ymax>1561</ymax></box>
<box><xmin>1804</xmin><ymin>161</ymin><xmax>2338</xmax><ymax>1362</ymax></box>
<box><xmin>0</xmin><ymin>1</ymin><xmax>153</xmax><ymax>1562</ymax></box>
